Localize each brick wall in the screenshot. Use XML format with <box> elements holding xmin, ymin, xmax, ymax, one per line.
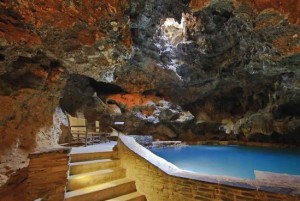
<box><xmin>27</xmin><ymin>147</ymin><xmax>71</xmax><ymax>201</ymax></box>
<box><xmin>117</xmin><ymin>135</ymin><xmax>300</xmax><ymax>201</ymax></box>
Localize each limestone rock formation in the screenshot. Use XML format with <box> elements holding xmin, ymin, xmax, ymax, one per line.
<box><xmin>0</xmin><ymin>0</ymin><xmax>300</xmax><ymax>194</ymax></box>
<box><xmin>0</xmin><ymin>0</ymin><xmax>131</xmax><ymax>188</ymax></box>
<box><xmin>115</xmin><ymin>0</ymin><xmax>300</xmax><ymax>144</ymax></box>
<box><xmin>0</xmin><ymin>0</ymin><xmax>131</xmax><ymax>81</ymax></box>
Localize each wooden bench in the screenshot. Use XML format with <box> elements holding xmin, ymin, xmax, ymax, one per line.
<box><xmin>67</xmin><ymin>114</ymin><xmax>110</xmax><ymax>146</ymax></box>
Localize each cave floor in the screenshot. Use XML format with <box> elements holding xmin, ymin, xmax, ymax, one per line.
<box><xmin>70</xmin><ymin>141</ymin><xmax>117</xmax><ymax>154</ymax></box>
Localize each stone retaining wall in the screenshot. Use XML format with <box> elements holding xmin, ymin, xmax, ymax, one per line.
<box><xmin>27</xmin><ymin>147</ymin><xmax>71</xmax><ymax>201</ymax></box>
<box><xmin>117</xmin><ymin>135</ymin><xmax>300</xmax><ymax>201</ymax></box>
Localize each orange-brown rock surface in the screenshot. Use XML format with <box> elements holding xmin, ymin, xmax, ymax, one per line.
<box><xmin>107</xmin><ymin>93</ymin><xmax>161</xmax><ymax>109</ymax></box>
<box><xmin>0</xmin><ymin>0</ymin><xmax>131</xmax><ymax>190</ymax></box>
<box><xmin>0</xmin><ymin>62</ymin><xmax>66</xmax><ymax>189</ymax></box>
<box><xmin>0</xmin><ymin>0</ymin><xmax>130</xmax><ymax>45</ymax></box>
<box><xmin>190</xmin><ymin>0</ymin><xmax>300</xmax><ymax>24</ymax></box>
<box><xmin>0</xmin><ymin>0</ymin><xmax>131</xmax><ymax>81</ymax></box>
<box><xmin>237</xmin><ymin>0</ymin><xmax>300</xmax><ymax>25</ymax></box>
<box><xmin>0</xmin><ymin>0</ymin><xmax>300</xmax><ymax>196</ymax></box>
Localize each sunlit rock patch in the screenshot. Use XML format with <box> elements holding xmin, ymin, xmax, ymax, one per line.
<box><xmin>107</xmin><ymin>93</ymin><xmax>161</xmax><ymax>109</ymax></box>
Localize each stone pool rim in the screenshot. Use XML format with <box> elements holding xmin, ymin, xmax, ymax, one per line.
<box><xmin>118</xmin><ymin>134</ymin><xmax>300</xmax><ymax>197</ymax></box>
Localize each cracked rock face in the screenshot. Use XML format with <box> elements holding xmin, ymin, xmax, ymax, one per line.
<box><xmin>0</xmin><ymin>0</ymin><xmax>300</xmax><ymax>191</ymax></box>
<box><xmin>114</xmin><ymin>0</ymin><xmax>300</xmax><ymax>144</ymax></box>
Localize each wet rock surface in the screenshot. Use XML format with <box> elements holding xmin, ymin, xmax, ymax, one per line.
<box><xmin>0</xmin><ymin>0</ymin><xmax>300</xmax><ymax>193</ymax></box>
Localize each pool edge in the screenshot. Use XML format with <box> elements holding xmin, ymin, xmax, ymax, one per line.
<box><xmin>117</xmin><ymin>134</ymin><xmax>300</xmax><ymax>199</ymax></box>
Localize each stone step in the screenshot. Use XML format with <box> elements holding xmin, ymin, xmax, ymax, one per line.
<box><xmin>67</xmin><ymin>167</ymin><xmax>126</xmax><ymax>191</ymax></box>
<box><xmin>65</xmin><ymin>178</ymin><xmax>136</xmax><ymax>201</ymax></box>
<box><xmin>106</xmin><ymin>191</ymin><xmax>147</xmax><ymax>201</ymax></box>
<box><xmin>70</xmin><ymin>159</ymin><xmax>120</xmax><ymax>175</ymax></box>
<box><xmin>70</xmin><ymin>151</ymin><xmax>118</xmax><ymax>163</ymax></box>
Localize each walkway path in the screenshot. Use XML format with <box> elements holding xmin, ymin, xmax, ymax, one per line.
<box><xmin>70</xmin><ymin>141</ymin><xmax>117</xmax><ymax>154</ymax></box>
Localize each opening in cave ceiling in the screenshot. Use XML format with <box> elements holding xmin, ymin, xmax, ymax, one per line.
<box><xmin>160</xmin><ymin>17</ymin><xmax>187</xmax><ymax>46</ymax></box>
<box><xmin>154</xmin><ymin>14</ymin><xmax>192</xmax><ymax>79</ymax></box>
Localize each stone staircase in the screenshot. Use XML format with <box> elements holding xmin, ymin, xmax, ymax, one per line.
<box><xmin>65</xmin><ymin>151</ymin><xmax>146</xmax><ymax>201</ymax></box>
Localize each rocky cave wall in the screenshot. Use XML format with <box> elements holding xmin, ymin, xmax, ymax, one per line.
<box><xmin>0</xmin><ymin>0</ymin><xmax>300</xmax><ymax>193</ymax></box>
<box><xmin>0</xmin><ymin>0</ymin><xmax>131</xmax><ymax>189</ymax></box>
<box><xmin>113</xmin><ymin>0</ymin><xmax>300</xmax><ymax>143</ymax></box>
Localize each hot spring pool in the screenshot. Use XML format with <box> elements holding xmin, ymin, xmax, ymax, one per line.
<box><xmin>150</xmin><ymin>145</ymin><xmax>300</xmax><ymax>179</ymax></box>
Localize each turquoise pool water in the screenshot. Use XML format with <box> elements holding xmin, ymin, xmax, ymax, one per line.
<box><xmin>150</xmin><ymin>145</ymin><xmax>300</xmax><ymax>179</ymax></box>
